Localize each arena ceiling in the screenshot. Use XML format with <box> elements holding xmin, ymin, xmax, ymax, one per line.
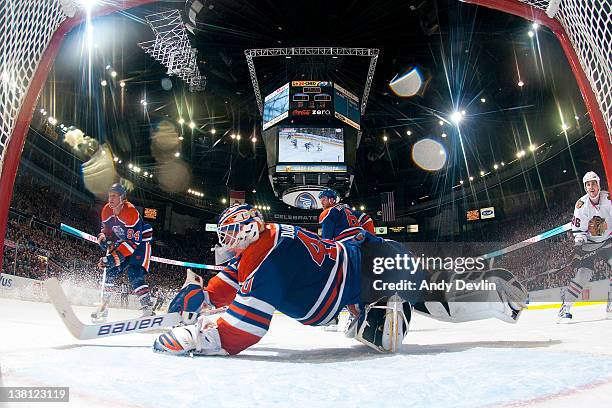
<box><xmin>38</xmin><ymin>0</ymin><xmax>599</xmax><ymax>216</ymax></box>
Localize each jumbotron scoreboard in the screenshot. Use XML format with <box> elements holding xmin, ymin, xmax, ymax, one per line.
<box><xmin>261</xmin><ymin>80</ymin><xmax>362</xmax><ymax>208</ymax></box>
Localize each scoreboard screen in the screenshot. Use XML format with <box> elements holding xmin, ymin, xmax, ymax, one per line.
<box><xmin>289</xmin><ymin>81</ymin><xmax>334</xmax><ymax>117</ymax></box>
<box><xmin>144</xmin><ymin>207</ymin><xmax>158</xmax><ymax>220</ymax></box>
<box><xmin>263</xmin><ymin>83</ymin><xmax>290</xmax><ymax>130</ymax></box>
<box><xmin>334</xmin><ymin>83</ymin><xmax>361</xmax><ymax>130</ymax></box>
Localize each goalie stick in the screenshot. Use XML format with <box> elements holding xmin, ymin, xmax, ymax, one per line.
<box><xmin>45</xmin><ymin>278</ymin><xmax>227</xmax><ymax>340</ymax></box>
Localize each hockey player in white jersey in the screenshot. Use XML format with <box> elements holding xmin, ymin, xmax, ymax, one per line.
<box><xmin>558</xmin><ymin>171</ymin><xmax>612</xmax><ymax>322</ymax></box>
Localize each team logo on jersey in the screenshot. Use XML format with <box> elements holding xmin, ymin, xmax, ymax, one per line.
<box><xmin>295</xmin><ymin>192</ymin><xmax>317</xmax><ymax>209</ymax></box>
<box><xmin>112</xmin><ymin>225</ymin><xmax>126</xmax><ymax>240</ymax></box>
<box><xmin>576</xmin><ymin>200</ymin><xmax>584</xmax><ymax>209</ymax></box>
<box><xmin>588</xmin><ymin>216</ymin><xmax>607</xmax><ymax>236</ymax></box>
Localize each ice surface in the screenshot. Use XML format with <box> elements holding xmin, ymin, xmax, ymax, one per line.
<box><xmin>1</xmin><ymin>298</ymin><xmax>611</xmax><ymax>408</ymax></box>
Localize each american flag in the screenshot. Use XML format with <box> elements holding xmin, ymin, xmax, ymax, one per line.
<box><xmin>381</xmin><ymin>191</ymin><xmax>395</xmax><ymax>222</ymax></box>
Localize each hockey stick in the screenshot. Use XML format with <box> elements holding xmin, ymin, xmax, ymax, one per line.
<box><xmin>45</xmin><ymin>278</ymin><xmax>229</xmax><ymax>340</ymax></box>
<box><xmin>45</xmin><ymin>278</ymin><xmax>180</xmax><ymax>340</ymax></box>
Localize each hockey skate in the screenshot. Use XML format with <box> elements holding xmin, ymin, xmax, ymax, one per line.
<box><xmin>557</xmin><ymin>304</ymin><xmax>573</xmax><ymax>323</ymax></box>
<box><xmin>91</xmin><ymin>303</ymin><xmax>109</xmax><ymax>323</ymax></box>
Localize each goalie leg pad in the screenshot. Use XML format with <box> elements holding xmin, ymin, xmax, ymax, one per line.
<box><xmin>354</xmin><ymin>294</ymin><xmax>411</xmax><ymax>353</ymax></box>
<box><xmin>153</xmin><ymin>316</ymin><xmax>228</xmax><ymax>356</ymax></box>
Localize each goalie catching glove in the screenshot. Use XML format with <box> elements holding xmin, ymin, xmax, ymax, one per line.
<box><xmin>166</xmin><ymin>269</ymin><xmax>211</xmax><ymax>324</ymax></box>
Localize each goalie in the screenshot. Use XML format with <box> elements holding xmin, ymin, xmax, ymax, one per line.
<box><xmin>558</xmin><ymin>171</ymin><xmax>612</xmax><ymax>322</ymax></box>
<box><xmin>153</xmin><ymin>204</ymin><xmax>527</xmax><ymax>356</ymax></box>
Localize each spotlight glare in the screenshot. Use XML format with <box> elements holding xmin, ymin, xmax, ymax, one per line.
<box><xmin>174</xmin><ymin>152</ymin><xmax>180</xmax><ymax>157</ymax></box>
<box><xmin>528</xmin><ymin>30</ymin><xmax>535</xmax><ymax>38</ymax></box>
<box><xmin>211</xmin><ymin>128</ymin><xmax>216</xmax><ymax>134</ymax></box>
<box><xmin>251</xmin><ymin>137</ymin><xmax>257</xmax><ymax>143</ymax></box>
<box><xmin>480</xmin><ymin>98</ymin><xmax>486</xmax><ymax>103</ymax></box>
<box><xmin>189</xmin><ymin>121</ymin><xmax>196</xmax><ymax>129</ymax></box>
<box><xmin>178</xmin><ymin>136</ymin><xmax>184</xmax><ymax>141</ymax></box>
<box><xmin>493</xmin><ymin>164</ymin><xmax>499</xmax><ymax>170</ymax></box>
<box><xmin>360</xmin><ymin>205</ymin><xmax>365</xmax><ymax>211</ymax></box>
<box><xmin>383</xmin><ymin>135</ymin><xmax>388</xmax><ymax>142</ymax></box>
<box><xmin>178</xmin><ymin>118</ymin><xmax>185</xmax><ymax>125</ymax></box>
<box><xmin>230</xmin><ymin>133</ymin><xmax>236</xmax><ymax>139</ymax></box>
<box><xmin>480</xmin><ymin>170</ymin><xmax>485</xmax><ymax>176</ymax></box>
<box><xmin>532</xmin><ymin>22</ymin><xmax>539</xmax><ymax>30</ymax></box>
<box><xmin>236</xmin><ymin>134</ymin><xmax>241</xmax><ymax>140</ymax></box>
<box><xmin>562</xmin><ymin>123</ymin><xmax>570</xmax><ymax>131</ymax></box>
<box><xmin>406</xmin><ymin>130</ymin><xmax>412</xmax><ymax>136</ymax></box>
<box><xmin>222</xmin><ymin>198</ymin><xmax>227</xmax><ymax>204</ymax></box>
<box><xmin>110</xmin><ymin>71</ymin><xmax>117</xmax><ymax>77</ymax></box>
<box><xmin>529</xmin><ymin>144</ymin><xmax>536</xmax><ymax>152</ymax></box>
<box><xmin>450</xmin><ymin>111</ymin><xmax>463</xmax><ymax>124</ymax></box>
<box><xmin>100</xmin><ymin>80</ymin><xmax>107</xmax><ymax>86</ymax></box>
<box><xmin>439</xmin><ymin>120</ymin><xmax>444</xmax><ymax>126</ymax></box>
<box><xmin>469</xmin><ymin>176</ymin><xmax>474</xmax><ymax>181</ymax></box>
<box><xmin>518</xmin><ymin>80</ymin><xmax>525</xmax><ymax>87</ymax></box>
<box><xmin>460</xmin><ymin>180</ymin><xmax>464</xmax><ymax>184</ymax></box>
<box><xmin>501</xmin><ymin>162</ymin><xmax>505</xmax><ymax>166</ymax></box>
<box><xmin>119</xmin><ymin>81</ymin><xmax>126</xmax><ymax>88</ymax></box>
<box><xmin>441</xmin><ymin>133</ymin><xmax>447</xmax><ymax>138</ymax></box>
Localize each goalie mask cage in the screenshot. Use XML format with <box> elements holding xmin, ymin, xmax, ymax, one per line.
<box><xmin>0</xmin><ymin>0</ymin><xmax>610</xmax><ymax>266</ymax></box>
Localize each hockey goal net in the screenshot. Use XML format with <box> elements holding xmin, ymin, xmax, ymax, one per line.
<box><xmin>0</xmin><ymin>0</ymin><xmax>610</xmax><ymax>264</ymax></box>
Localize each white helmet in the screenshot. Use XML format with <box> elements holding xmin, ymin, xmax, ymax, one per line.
<box><xmin>583</xmin><ymin>171</ymin><xmax>600</xmax><ymax>191</ymax></box>
<box><xmin>216</xmin><ymin>204</ymin><xmax>264</xmax><ymax>250</ymax></box>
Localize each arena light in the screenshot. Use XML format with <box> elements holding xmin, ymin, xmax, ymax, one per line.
<box><xmin>143</xmin><ymin>171</ymin><xmax>149</xmax><ymax>176</ymax></box>
<box><xmin>221</xmin><ymin>198</ymin><xmax>227</xmax><ymax>204</ymax></box>
<box><xmin>360</xmin><ymin>205</ymin><xmax>365</xmax><ymax>211</ymax></box>
<box><xmin>119</xmin><ymin>81</ymin><xmax>126</xmax><ymax>88</ymax></box>
<box><xmin>383</xmin><ymin>135</ymin><xmax>388</xmax><ymax>142</ymax></box>
<box><xmin>441</xmin><ymin>133</ymin><xmax>447</xmax><ymax>138</ymax></box>
<box><xmin>460</xmin><ymin>180</ymin><xmax>464</xmax><ymax>185</ymax></box>
<box><xmin>528</xmin><ymin>31</ymin><xmax>535</xmax><ymax>38</ymax></box>
<box><xmin>230</xmin><ymin>133</ymin><xmax>236</xmax><ymax>139</ymax></box>
<box><xmin>450</xmin><ymin>111</ymin><xmax>462</xmax><ymax>124</ymax></box>
<box><xmin>438</xmin><ymin>120</ymin><xmax>444</xmax><ymax>126</ymax></box>
<box><xmin>352</xmin><ymin>207</ymin><xmax>356</xmax><ymax>211</ymax></box>
<box><xmin>251</xmin><ymin>136</ymin><xmax>257</xmax><ymax>143</ymax></box>
<box><xmin>236</xmin><ymin>134</ymin><xmax>241</xmax><ymax>140</ymax></box>
<box><xmin>406</xmin><ymin>130</ymin><xmax>412</xmax><ymax>136</ymax></box>
<box><xmin>174</xmin><ymin>152</ymin><xmax>180</xmax><ymax>157</ymax></box>
<box><xmin>532</xmin><ymin>23</ymin><xmax>540</xmax><ymax>30</ymax></box>
<box><xmin>113</xmin><ymin>157</ymin><xmax>119</xmax><ymax>162</ymax></box>
<box><xmin>493</xmin><ymin>164</ymin><xmax>499</xmax><ymax>170</ymax></box>
<box><xmin>178</xmin><ymin>136</ymin><xmax>184</xmax><ymax>141</ymax></box>
<box><xmin>529</xmin><ymin>144</ymin><xmax>536</xmax><ymax>152</ymax></box>
<box><xmin>480</xmin><ymin>170</ymin><xmax>485</xmax><ymax>176</ymax></box>
<box><xmin>189</xmin><ymin>121</ymin><xmax>196</xmax><ymax>129</ymax></box>
<box><xmin>480</xmin><ymin>98</ymin><xmax>486</xmax><ymax>103</ymax></box>
<box><xmin>211</xmin><ymin>128</ymin><xmax>216</xmax><ymax>134</ymax></box>
<box><xmin>110</xmin><ymin>71</ymin><xmax>117</xmax><ymax>78</ymax></box>
<box><xmin>516</xmin><ymin>150</ymin><xmax>526</xmax><ymax>158</ymax></box>
<box><xmin>100</xmin><ymin>80</ymin><xmax>107</xmax><ymax>87</ymax></box>
<box><xmin>562</xmin><ymin>123</ymin><xmax>570</xmax><ymax>131</ymax></box>
<box><xmin>501</xmin><ymin>161</ymin><xmax>505</xmax><ymax>166</ymax></box>
<box><xmin>128</xmin><ymin>163</ymin><xmax>133</xmax><ymax>169</ymax></box>
<box><xmin>252</xmin><ymin>189</ymin><xmax>256</xmax><ymax>193</ymax></box>
<box><xmin>469</xmin><ymin>176</ymin><xmax>474</xmax><ymax>181</ymax></box>
<box><xmin>517</xmin><ymin>80</ymin><xmax>525</xmax><ymax>87</ymax></box>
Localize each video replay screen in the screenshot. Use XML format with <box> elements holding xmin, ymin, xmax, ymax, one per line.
<box><xmin>278</xmin><ymin>127</ymin><xmax>344</xmax><ymax>163</ymax></box>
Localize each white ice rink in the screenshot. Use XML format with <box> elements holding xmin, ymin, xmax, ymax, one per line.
<box><xmin>1</xmin><ymin>298</ymin><xmax>611</xmax><ymax>408</ymax></box>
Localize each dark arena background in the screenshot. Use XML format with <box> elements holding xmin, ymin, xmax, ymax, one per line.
<box><xmin>1</xmin><ymin>0</ymin><xmax>611</xmax><ymax>407</ymax></box>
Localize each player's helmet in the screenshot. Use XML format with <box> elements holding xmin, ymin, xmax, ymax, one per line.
<box><xmin>583</xmin><ymin>171</ymin><xmax>600</xmax><ymax>191</ymax></box>
<box><xmin>318</xmin><ymin>189</ymin><xmax>338</xmax><ymax>200</ymax></box>
<box><xmin>108</xmin><ymin>183</ymin><xmax>127</xmax><ymax>200</ymax></box>
<box><xmin>217</xmin><ymin>204</ymin><xmax>264</xmax><ymax>249</ymax></box>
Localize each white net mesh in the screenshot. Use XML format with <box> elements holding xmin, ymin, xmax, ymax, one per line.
<box><xmin>0</xmin><ymin>0</ymin><xmax>69</xmax><ymax>172</ymax></box>
<box><xmin>518</xmin><ymin>0</ymin><xmax>612</xmax><ymax>141</ymax></box>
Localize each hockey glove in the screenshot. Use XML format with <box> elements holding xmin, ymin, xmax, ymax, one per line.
<box><xmin>98</xmin><ymin>252</ymin><xmax>124</xmax><ymax>269</ymax></box>
<box><xmin>168</xmin><ymin>269</ymin><xmax>211</xmax><ymax>324</ymax></box>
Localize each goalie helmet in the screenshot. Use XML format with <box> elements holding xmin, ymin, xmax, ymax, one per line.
<box><xmin>583</xmin><ymin>171</ymin><xmax>600</xmax><ymax>191</ymax></box>
<box><xmin>217</xmin><ymin>204</ymin><xmax>264</xmax><ymax>250</ymax></box>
